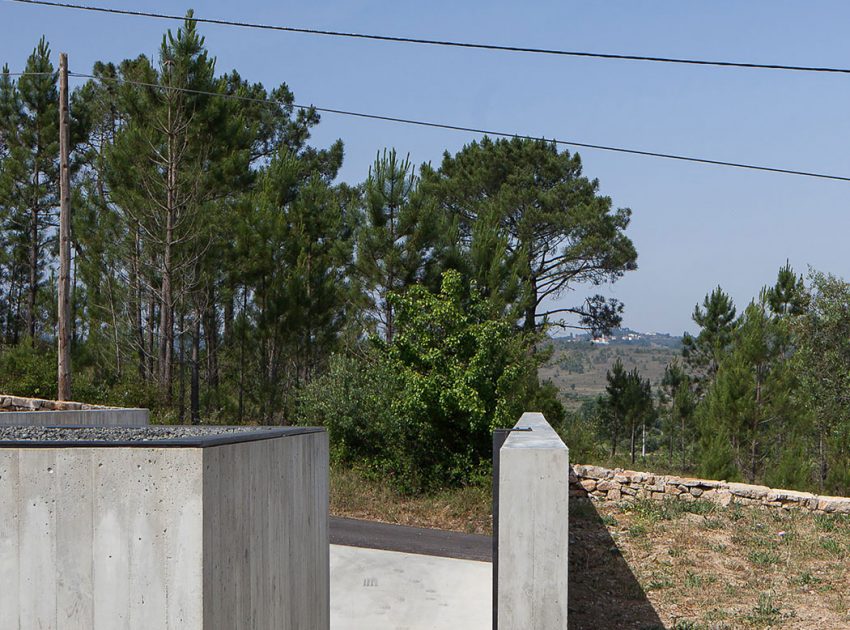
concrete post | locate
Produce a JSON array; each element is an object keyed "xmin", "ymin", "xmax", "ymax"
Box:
[{"xmin": 497, "ymin": 412, "xmax": 569, "ymax": 629}]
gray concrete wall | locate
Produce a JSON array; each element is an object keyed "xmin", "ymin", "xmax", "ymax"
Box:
[
  {"xmin": 0, "ymin": 430, "xmax": 329, "ymax": 629},
  {"xmin": 0, "ymin": 447, "xmax": 204, "ymax": 629},
  {"xmin": 202, "ymin": 432, "xmax": 330, "ymax": 630},
  {"xmin": 497, "ymin": 412, "xmax": 570, "ymax": 629},
  {"xmin": 0, "ymin": 408, "xmax": 149, "ymax": 427}
]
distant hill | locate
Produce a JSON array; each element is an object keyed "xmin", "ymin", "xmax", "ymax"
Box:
[
  {"xmin": 549, "ymin": 327, "xmax": 683, "ymax": 349},
  {"xmin": 540, "ymin": 329, "xmax": 683, "ymax": 410}
]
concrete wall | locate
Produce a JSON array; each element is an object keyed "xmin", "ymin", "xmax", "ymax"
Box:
[
  {"xmin": 497, "ymin": 412, "xmax": 569, "ymax": 629},
  {"xmin": 203, "ymin": 432, "xmax": 330, "ymax": 630},
  {"xmin": 0, "ymin": 430, "xmax": 329, "ymax": 629},
  {"xmin": 0, "ymin": 447, "xmax": 204, "ymax": 629},
  {"xmin": 0, "ymin": 408, "xmax": 149, "ymax": 427}
]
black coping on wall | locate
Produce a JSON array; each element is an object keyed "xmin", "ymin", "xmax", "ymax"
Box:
[{"xmin": 0, "ymin": 426, "xmax": 324, "ymax": 448}]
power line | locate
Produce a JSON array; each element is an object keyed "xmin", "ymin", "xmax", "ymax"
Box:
[
  {"xmin": 10, "ymin": 0, "xmax": 850, "ymax": 76},
  {"xmin": 67, "ymin": 71, "xmax": 850, "ymax": 183},
  {"xmin": 2, "ymin": 71, "xmax": 55, "ymax": 77}
]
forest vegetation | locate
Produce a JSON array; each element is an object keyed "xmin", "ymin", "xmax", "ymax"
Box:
[{"xmin": 2, "ymin": 16, "xmax": 849, "ymax": 497}]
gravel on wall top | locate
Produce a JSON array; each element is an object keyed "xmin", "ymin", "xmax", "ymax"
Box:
[{"xmin": 0, "ymin": 425, "xmax": 310, "ymax": 444}]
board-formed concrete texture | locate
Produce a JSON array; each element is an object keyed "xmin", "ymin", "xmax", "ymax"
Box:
[
  {"xmin": 0, "ymin": 425, "xmax": 329, "ymax": 630},
  {"xmin": 498, "ymin": 412, "xmax": 569, "ymax": 629},
  {"xmin": 0, "ymin": 394, "xmax": 149, "ymax": 427}
]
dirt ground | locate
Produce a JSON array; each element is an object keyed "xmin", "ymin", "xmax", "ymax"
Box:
[{"xmin": 568, "ymin": 499, "xmax": 850, "ymax": 629}]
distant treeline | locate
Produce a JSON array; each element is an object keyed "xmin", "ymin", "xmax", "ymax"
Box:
[{"xmin": 569, "ymin": 263, "xmax": 850, "ymax": 497}]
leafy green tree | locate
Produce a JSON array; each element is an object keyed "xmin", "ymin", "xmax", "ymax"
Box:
[
  {"xmin": 384, "ymin": 270, "xmax": 544, "ymax": 491},
  {"xmin": 792, "ymin": 271, "xmax": 850, "ymax": 494},
  {"xmin": 421, "ymin": 137, "xmax": 637, "ymax": 333}
]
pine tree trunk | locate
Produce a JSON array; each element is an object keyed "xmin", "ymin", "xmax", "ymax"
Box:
[
  {"xmin": 204, "ymin": 287, "xmax": 218, "ymax": 389},
  {"xmin": 27, "ymin": 186, "xmax": 38, "ymax": 341},
  {"xmin": 146, "ymin": 292, "xmax": 156, "ymax": 381},
  {"xmin": 133, "ymin": 227, "xmax": 145, "ymax": 379},
  {"xmin": 178, "ymin": 310, "xmax": 185, "ymax": 423},
  {"xmin": 191, "ymin": 314, "xmax": 200, "ymax": 424},
  {"xmin": 158, "ymin": 86, "xmax": 178, "ymax": 405},
  {"xmin": 237, "ymin": 289, "xmax": 246, "ymax": 423}
]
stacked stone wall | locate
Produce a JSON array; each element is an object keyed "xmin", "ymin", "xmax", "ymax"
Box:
[
  {"xmin": 0, "ymin": 395, "xmax": 114, "ymax": 412},
  {"xmin": 570, "ymin": 464, "xmax": 850, "ymax": 515}
]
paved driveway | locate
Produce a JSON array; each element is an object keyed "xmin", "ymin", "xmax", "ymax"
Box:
[
  {"xmin": 330, "ymin": 545, "xmax": 491, "ymax": 630},
  {"xmin": 329, "ymin": 518, "xmax": 492, "ymax": 629}
]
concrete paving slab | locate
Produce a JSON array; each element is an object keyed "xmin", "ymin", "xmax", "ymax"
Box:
[{"xmin": 330, "ymin": 544, "xmax": 491, "ymax": 630}]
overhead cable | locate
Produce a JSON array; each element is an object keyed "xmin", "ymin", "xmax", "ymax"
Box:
[
  {"xmin": 8, "ymin": 0, "xmax": 850, "ymax": 75},
  {"xmin": 66, "ymin": 71, "xmax": 850, "ymax": 183}
]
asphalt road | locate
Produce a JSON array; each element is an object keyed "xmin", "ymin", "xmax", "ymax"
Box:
[{"xmin": 329, "ymin": 516, "xmax": 492, "ymax": 562}]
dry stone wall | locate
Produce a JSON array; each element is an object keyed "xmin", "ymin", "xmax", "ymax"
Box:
[
  {"xmin": 570, "ymin": 464, "xmax": 850, "ymax": 515},
  {"xmin": 0, "ymin": 395, "xmax": 114, "ymax": 412}
]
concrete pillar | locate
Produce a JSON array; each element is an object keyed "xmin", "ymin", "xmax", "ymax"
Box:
[{"xmin": 497, "ymin": 412, "xmax": 569, "ymax": 629}]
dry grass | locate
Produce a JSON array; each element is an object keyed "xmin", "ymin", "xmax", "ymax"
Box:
[
  {"xmin": 329, "ymin": 466, "xmax": 492, "ymax": 535},
  {"xmin": 574, "ymin": 498, "xmax": 850, "ymax": 629}
]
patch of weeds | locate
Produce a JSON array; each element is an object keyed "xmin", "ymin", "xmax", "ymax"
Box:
[
  {"xmin": 668, "ymin": 546, "xmax": 684, "ymax": 558},
  {"xmin": 813, "ymin": 513, "xmax": 846, "ymax": 532},
  {"xmin": 647, "ymin": 573, "xmax": 673, "ymax": 590},
  {"xmin": 600, "ymin": 513, "xmax": 618, "ymax": 527},
  {"xmin": 730, "ymin": 532, "xmax": 751, "ymax": 547},
  {"xmin": 791, "ymin": 571, "xmax": 822, "ymax": 587},
  {"xmin": 703, "ymin": 607, "xmax": 731, "ymax": 624},
  {"xmin": 820, "ymin": 537, "xmax": 844, "ymax": 556},
  {"xmin": 671, "ymin": 620, "xmax": 698, "ymax": 630},
  {"xmin": 709, "ymin": 542, "xmax": 727, "ymax": 553},
  {"xmin": 681, "ymin": 500, "xmax": 717, "ymax": 516},
  {"xmin": 748, "ymin": 549, "xmax": 780, "ymax": 567},
  {"xmin": 728, "ymin": 503, "xmax": 745, "ymax": 522},
  {"xmin": 702, "ymin": 517, "xmax": 724, "ymax": 530},
  {"xmin": 745, "ymin": 592, "xmax": 784, "ymax": 626},
  {"xmin": 629, "ymin": 523, "xmax": 648, "ymax": 538},
  {"xmin": 685, "ymin": 571, "xmax": 702, "ymax": 588}
]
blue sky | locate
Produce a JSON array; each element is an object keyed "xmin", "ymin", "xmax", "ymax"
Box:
[{"xmin": 3, "ymin": 0, "xmax": 849, "ymax": 334}]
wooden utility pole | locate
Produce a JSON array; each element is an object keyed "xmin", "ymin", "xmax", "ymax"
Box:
[{"xmin": 57, "ymin": 52, "xmax": 72, "ymax": 400}]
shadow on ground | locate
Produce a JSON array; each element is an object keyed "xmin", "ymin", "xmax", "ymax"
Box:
[{"xmin": 569, "ymin": 498, "xmax": 665, "ymax": 630}]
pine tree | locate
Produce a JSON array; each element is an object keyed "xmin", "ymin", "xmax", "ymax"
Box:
[
  {"xmin": 682, "ymin": 286, "xmax": 737, "ymax": 383},
  {"xmin": 421, "ymin": 136, "xmax": 637, "ymax": 334},
  {"xmin": 356, "ymin": 149, "xmax": 439, "ymax": 342},
  {"xmin": 765, "ymin": 261, "xmax": 808, "ymax": 317},
  {"xmin": 1, "ymin": 39, "xmax": 59, "ymax": 342},
  {"xmin": 604, "ymin": 358, "xmax": 628, "ymax": 457},
  {"xmin": 661, "ymin": 360, "xmax": 695, "ymax": 469}
]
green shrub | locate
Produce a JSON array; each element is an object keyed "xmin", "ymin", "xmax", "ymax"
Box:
[{"xmin": 298, "ymin": 271, "xmax": 554, "ymax": 494}]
